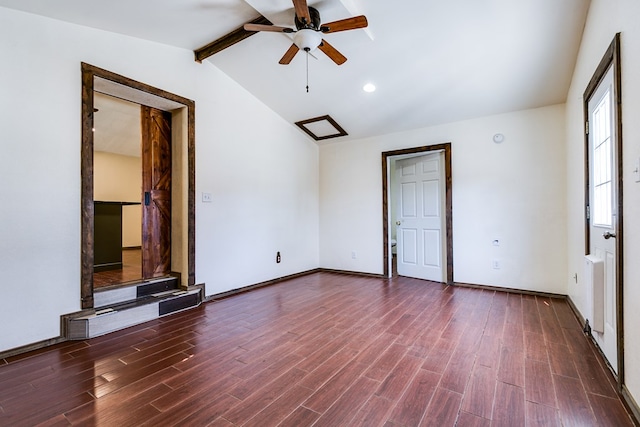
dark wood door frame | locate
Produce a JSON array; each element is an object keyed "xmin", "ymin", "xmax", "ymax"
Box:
[
  {"xmin": 382, "ymin": 143, "xmax": 453, "ymax": 284},
  {"xmin": 582, "ymin": 34, "xmax": 624, "ymax": 389},
  {"xmin": 81, "ymin": 62, "xmax": 196, "ymax": 309}
]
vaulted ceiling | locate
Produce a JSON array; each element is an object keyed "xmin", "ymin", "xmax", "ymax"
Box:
[{"xmin": 0, "ymin": 0, "xmax": 591, "ymax": 143}]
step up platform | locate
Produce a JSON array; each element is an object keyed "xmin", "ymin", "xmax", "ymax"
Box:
[{"xmin": 66, "ymin": 277, "xmax": 202, "ymax": 340}]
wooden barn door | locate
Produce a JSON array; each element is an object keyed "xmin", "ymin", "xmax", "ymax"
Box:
[{"xmin": 141, "ymin": 106, "xmax": 172, "ymax": 279}]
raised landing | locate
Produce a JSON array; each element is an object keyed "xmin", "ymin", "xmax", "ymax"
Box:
[{"xmin": 66, "ymin": 277, "xmax": 202, "ymax": 339}]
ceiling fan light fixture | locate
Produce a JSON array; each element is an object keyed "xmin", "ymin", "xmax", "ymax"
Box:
[{"xmin": 294, "ymin": 29, "xmax": 322, "ymax": 51}]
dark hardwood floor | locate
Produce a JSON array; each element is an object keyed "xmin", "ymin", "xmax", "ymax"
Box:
[
  {"xmin": 0, "ymin": 272, "xmax": 634, "ymax": 426},
  {"xmin": 93, "ymin": 248, "xmax": 142, "ymax": 289}
]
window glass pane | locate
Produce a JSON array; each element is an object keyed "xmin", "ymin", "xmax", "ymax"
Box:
[
  {"xmin": 592, "ymin": 87, "xmax": 612, "ymax": 227},
  {"xmin": 604, "ymin": 139, "xmax": 611, "ymax": 182},
  {"xmin": 595, "ymin": 108, "xmax": 603, "ymax": 144},
  {"xmin": 594, "ymin": 144, "xmax": 602, "ymax": 184},
  {"xmin": 603, "ymin": 92, "xmax": 611, "ymax": 140}
]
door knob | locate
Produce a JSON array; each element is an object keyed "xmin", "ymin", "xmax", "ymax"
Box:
[
  {"xmin": 603, "ymin": 231, "xmax": 616, "ymax": 239},
  {"xmin": 396, "ymin": 221, "xmax": 401, "ymax": 226}
]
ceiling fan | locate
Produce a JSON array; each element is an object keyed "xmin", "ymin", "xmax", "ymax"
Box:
[{"xmin": 244, "ymin": 0, "xmax": 368, "ymax": 66}]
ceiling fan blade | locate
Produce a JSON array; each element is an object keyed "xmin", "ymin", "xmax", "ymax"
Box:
[
  {"xmin": 321, "ymin": 15, "xmax": 368, "ymax": 33},
  {"xmin": 279, "ymin": 43, "xmax": 300, "ymax": 65},
  {"xmin": 318, "ymin": 39, "xmax": 347, "ymax": 65},
  {"xmin": 244, "ymin": 23, "xmax": 294, "ymax": 33},
  {"xmin": 292, "ymin": 0, "xmax": 312, "ymax": 24}
]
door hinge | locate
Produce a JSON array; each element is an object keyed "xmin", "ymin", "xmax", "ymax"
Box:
[
  {"xmin": 585, "ymin": 121, "xmax": 589, "ymax": 135},
  {"xmin": 586, "ymin": 204, "xmax": 590, "ymax": 220}
]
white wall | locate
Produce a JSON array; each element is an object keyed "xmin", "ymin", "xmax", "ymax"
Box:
[
  {"xmin": 320, "ymin": 104, "xmax": 567, "ymax": 294},
  {"xmin": 0, "ymin": 7, "xmax": 318, "ymax": 352},
  {"xmin": 195, "ymin": 71, "xmax": 320, "ymax": 295},
  {"xmin": 94, "ymin": 151, "xmax": 141, "ymax": 203},
  {"xmin": 565, "ymin": 0, "xmax": 640, "ymax": 405}
]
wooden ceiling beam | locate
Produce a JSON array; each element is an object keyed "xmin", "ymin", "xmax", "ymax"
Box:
[{"xmin": 194, "ymin": 15, "xmax": 272, "ymax": 62}]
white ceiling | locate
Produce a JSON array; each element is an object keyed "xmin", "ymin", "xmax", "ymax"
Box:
[
  {"xmin": 0, "ymin": 0, "xmax": 591, "ymax": 143},
  {"xmin": 94, "ymin": 93, "xmax": 141, "ymax": 158}
]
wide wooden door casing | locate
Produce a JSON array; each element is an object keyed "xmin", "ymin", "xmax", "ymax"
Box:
[
  {"xmin": 141, "ymin": 106, "xmax": 172, "ymax": 279},
  {"xmin": 396, "ymin": 152, "xmax": 446, "ymax": 282}
]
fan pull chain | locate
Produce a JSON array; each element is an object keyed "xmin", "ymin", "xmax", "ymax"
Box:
[{"xmin": 305, "ymin": 49, "xmax": 310, "ymax": 93}]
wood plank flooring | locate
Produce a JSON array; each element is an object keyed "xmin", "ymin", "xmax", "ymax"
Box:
[
  {"xmin": 93, "ymin": 248, "xmax": 142, "ymax": 289},
  {"xmin": 0, "ymin": 272, "xmax": 635, "ymax": 426}
]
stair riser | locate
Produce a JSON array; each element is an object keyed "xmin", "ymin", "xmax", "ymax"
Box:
[
  {"xmin": 94, "ymin": 287, "xmax": 137, "ymax": 308},
  {"xmin": 68, "ymin": 290, "xmax": 201, "ymax": 339},
  {"xmin": 94, "ymin": 277, "xmax": 178, "ymax": 308}
]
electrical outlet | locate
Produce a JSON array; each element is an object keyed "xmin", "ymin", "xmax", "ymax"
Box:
[
  {"xmin": 351, "ymin": 251, "xmax": 357, "ymax": 259},
  {"xmin": 492, "ymin": 260, "xmax": 501, "ymax": 269},
  {"xmin": 202, "ymin": 192, "xmax": 212, "ymax": 203}
]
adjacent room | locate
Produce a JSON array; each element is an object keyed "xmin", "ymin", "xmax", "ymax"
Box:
[{"xmin": 1, "ymin": 0, "xmax": 639, "ymax": 425}]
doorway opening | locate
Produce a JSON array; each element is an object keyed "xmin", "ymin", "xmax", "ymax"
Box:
[
  {"xmin": 81, "ymin": 63, "xmax": 196, "ymax": 309},
  {"xmin": 382, "ymin": 143, "xmax": 453, "ymax": 283},
  {"xmin": 92, "ymin": 93, "xmax": 143, "ymax": 288},
  {"xmin": 583, "ymin": 34, "xmax": 623, "ymax": 384}
]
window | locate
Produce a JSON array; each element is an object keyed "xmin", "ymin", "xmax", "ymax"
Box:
[{"xmin": 592, "ymin": 89, "xmax": 612, "ymax": 227}]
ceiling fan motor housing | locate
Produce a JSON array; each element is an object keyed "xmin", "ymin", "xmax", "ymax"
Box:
[{"xmin": 295, "ymin": 6, "xmax": 321, "ymax": 30}]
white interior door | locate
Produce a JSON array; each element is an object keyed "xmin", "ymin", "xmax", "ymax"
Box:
[
  {"xmin": 395, "ymin": 152, "xmax": 445, "ymax": 282},
  {"xmin": 588, "ymin": 65, "xmax": 617, "ymax": 372}
]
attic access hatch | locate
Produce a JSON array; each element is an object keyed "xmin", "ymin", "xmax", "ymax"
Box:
[{"xmin": 295, "ymin": 115, "xmax": 347, "ymax": 141}]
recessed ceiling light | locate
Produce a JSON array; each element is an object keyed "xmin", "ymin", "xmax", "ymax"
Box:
[{"xmin": 363, "ymin": 83, "xmax": 376, "ymax": 93}]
